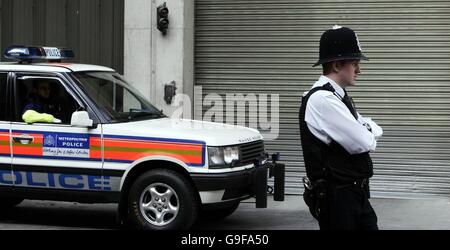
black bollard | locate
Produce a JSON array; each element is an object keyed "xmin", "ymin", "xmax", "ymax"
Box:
[
  {"xmin": 254, "ymin": 161, "xmax": 268, "ymax": 208},
  {"xmin": 273, "ymin": 163, "xmax": 285, "ymax": 201}
]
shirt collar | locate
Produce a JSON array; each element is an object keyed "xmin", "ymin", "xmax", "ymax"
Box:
[{"xmin": 313, "ymin": 75, "xmax": 346, "ymax": 99}]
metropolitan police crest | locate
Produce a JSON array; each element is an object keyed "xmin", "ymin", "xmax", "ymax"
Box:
[{"xmin": 44, "ymin": 134, "xmax": 56, "ymax": 147}]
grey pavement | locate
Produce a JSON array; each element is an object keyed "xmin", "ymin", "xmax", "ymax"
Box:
[{"xmin": 1, "ymin": 195, "xmax": 450, "ymax": 230}]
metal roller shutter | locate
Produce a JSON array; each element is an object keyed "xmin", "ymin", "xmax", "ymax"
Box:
[
  {"xmin": 195, "ymin": 0, "xmax": 450, "ymax": 198},
  {"xmin": 0, "ymin": 0, "xmax": 124, "ymax": 73}
]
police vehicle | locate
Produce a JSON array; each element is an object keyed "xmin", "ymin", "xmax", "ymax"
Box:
[{"xmin": 0, "ymin": 46, "xmax": 284, "ymax": 230}]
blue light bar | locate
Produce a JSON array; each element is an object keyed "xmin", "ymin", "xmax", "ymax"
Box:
[{"xmin": 3, "ymin": 45, "xmax": 75, "ymax": 62}]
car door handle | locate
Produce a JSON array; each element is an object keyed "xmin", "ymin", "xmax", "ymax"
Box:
[{"xmin": 13, "ymin": 135, "xmax": 34, "ymax": 144}]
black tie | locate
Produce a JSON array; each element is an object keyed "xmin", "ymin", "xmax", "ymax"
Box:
[{"xmin": 342, "ymin": 90, "xmax": 358, "ymax": 119}]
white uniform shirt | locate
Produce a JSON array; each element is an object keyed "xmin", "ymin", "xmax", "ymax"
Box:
[{"xmin": 304, "ymin": 75, "xmax": 383, "ymax": 155}]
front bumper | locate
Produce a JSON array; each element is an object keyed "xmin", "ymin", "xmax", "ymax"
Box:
[{"xmin": 191, "ymin": 158, "xmax": 285, "ymax": 208}]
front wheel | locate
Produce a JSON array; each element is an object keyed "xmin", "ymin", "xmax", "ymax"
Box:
[{"xmin": 127, "ymin": 169, "xmax": 199, "ymax": 230}]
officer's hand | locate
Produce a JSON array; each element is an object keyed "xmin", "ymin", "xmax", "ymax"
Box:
[
  {"xmin": 53, "ymin": 118, "xmax": 62, "ymax": 124},
  {"xmin": 364, "ymin": 117, "xmax": 383, "ymax": 140}
]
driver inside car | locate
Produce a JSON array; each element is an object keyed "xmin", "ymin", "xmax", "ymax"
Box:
[{"xmin": 22, "ymin": 80, "xmax": 64, "ymax": 124}]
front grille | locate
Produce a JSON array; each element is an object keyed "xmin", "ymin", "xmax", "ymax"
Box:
[{"xmin": 239, "ymin": 140, "xmax": 265, "ymax": 165}]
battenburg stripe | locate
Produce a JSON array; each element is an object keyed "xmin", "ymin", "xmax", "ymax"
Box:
[
  {"xmin": 10, "ymin": 131, "xmax": 206, "ymax": 167},
  {"xmin": 89, "ymin": 136, "xmax": 102, "ymax": 159},
  {"xmin": 102, "ymin": 137, "xmax": 205, "ymax": 166},
  {"xmin": 0, "ymin": 131, "xmax": 10, "ymax": 155},
  {"xmin": 11, "ymin": 133, "xmax": 43, "ymax": 156}
]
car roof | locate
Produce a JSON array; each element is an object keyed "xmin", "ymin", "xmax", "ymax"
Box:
[{"xmin": 0, "ymin": 62, "xmax": 115, "ymax": 73}]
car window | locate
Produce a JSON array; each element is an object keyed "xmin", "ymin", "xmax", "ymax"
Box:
[
  {"xmin": 0, "ymin": 73, "xmax": 7, "ymax": 121},
  {"xmin": 14, "ymin": 77, "xmax": 81, "ymax": 124},
  {"xmin": 73, "ymin": 72, "xmax": 164, "ymax": 122}
]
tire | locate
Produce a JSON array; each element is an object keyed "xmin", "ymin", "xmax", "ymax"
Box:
[
  {"xmin": 200, "ymin": 202, "xmax": 240, "ymax": 221},
  {"xmin": 127, "ymin": 169, "xmax": 199, "ymax": 230},
  {"xmin": 0, "ymin": 197, "xmax": 24, "ymax": 209}
]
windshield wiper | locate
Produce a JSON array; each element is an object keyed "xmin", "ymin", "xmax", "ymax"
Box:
[{"xmin": 127, "ymin": 109, "xmax": 166, "ymax": 120}]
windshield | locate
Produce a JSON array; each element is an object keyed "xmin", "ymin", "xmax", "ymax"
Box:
[{"xmin": 73, "ymin": 71, "xmax": 165, "ymax": 122}]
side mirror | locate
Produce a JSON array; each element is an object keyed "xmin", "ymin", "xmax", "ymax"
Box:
[{"xmin": 71, "ymin": 111, "xmax": 94, "ymax": 128}]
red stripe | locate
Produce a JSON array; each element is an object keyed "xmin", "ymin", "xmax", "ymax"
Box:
[
  {"xmin": 90, "ymin": 149, "xmax": 102, "ymax": 159},
  {"xmin": 13, "ymin": 146, "xmax": 42, "ymax": 156},
  {"xmin": 89, "ymin": 137, "xmax": 102, "ymax": 147},
  {"xmin": 0, "ymin": 145, "xmax": 10, "ymax": 154}
]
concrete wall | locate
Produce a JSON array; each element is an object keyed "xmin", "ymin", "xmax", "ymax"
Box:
[
  {"xmin": 124, "ymin": 0, "xmax": 154, "ymax": 103},
  {"xmin": 124, "ymin": 0, "xmax": 194, "ymax": 117}
]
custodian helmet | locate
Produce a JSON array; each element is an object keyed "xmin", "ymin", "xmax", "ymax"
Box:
[{"xmin": 313, "ymin": 25, "xmax": 369, "ymax": 67}]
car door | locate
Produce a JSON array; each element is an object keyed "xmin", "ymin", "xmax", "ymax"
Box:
[
  {"xmin": 10, "ymin": 72, "xmax": 105, "ymax": 192},
  {"xmin": 0, "ymin": 72, "xmax": 12, "ymax": 188}
]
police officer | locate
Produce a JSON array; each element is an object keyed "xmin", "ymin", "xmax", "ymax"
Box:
[
  {"xmin": 299, "ymin": 26, "xmax": 383, "ymax": 230},
  {"xmin": 22, "ymin": 79, "xmax": 64, "ymax": 123}
]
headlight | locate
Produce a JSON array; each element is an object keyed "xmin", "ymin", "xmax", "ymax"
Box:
[
  {"xmin": 208, "ymin": 147, "xmax": 225, "ymax": 166},
  {"xmin": 208, "ymin": 146, "xmax": 240, "ymax": 168},
  {"xmin": 223, "ymin": 146, "xmax": 239, "ymax": 164}
]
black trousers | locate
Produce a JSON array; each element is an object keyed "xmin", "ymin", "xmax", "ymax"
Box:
[{"xmin": 318, "ymin": 185, "xmax": 378, "ymax": 230}]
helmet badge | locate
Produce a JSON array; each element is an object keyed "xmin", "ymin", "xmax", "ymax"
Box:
[{"xmin": 355, "ymin": 33, "xmax": 362, "ymax": 52}]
